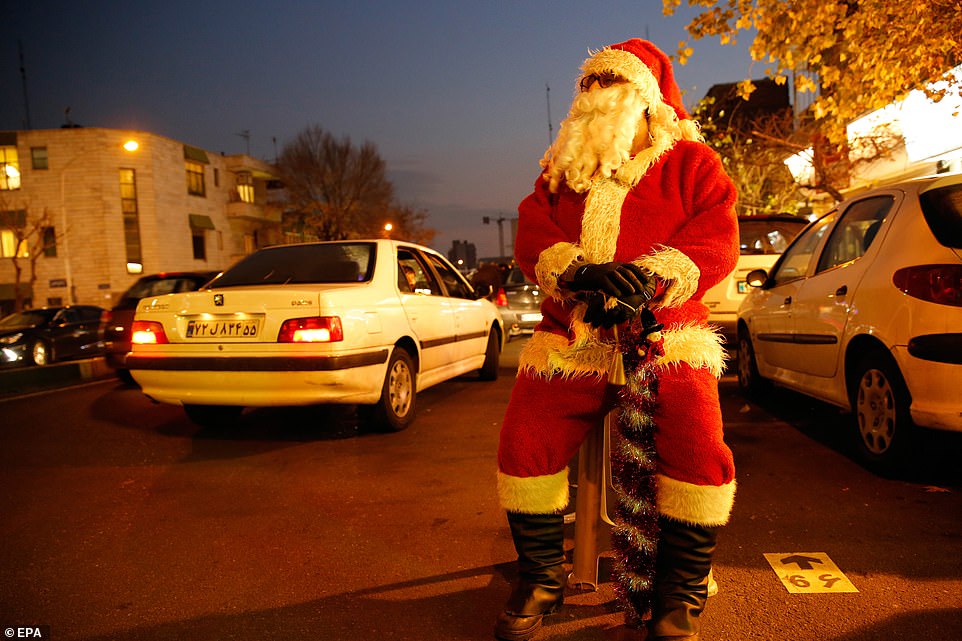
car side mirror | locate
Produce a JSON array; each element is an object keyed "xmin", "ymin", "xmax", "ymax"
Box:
[{"xmin": 746, "ymin": 269, "xmax": 769, "ymax": 288}]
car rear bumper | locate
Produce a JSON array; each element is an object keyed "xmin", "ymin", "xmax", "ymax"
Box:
[
  {"xmin": 895, "ymin": 346, "xmax": 962, "ymax": 432},
  {"xmin": 128, "ymin": 349, "xmax": 390, "ymax": 406}
]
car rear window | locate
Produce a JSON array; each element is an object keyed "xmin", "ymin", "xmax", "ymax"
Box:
[
  {"xmin": 210, "ymin": 243, "xmax": 376, "ymax": 287},
  {"xmin": 919, "ymin": 182, "xmax": 962, "ymax": 249},
  {"xmin": 739, "ymin": 218, "xmax": 808, "ymax": 255},
  {"xmin": 120, "ymin": 275, "xmax": 213, "ymax": 305}
]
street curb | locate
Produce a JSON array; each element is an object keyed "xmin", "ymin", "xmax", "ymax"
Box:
[{"xmin": 0, "ymin": 357, "xmax": 115, "ymax": 399}]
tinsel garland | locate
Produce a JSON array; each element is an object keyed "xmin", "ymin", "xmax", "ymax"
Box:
[{"xmin": 610, "ymin": 309, "xmax": 665, "ymax": 625}]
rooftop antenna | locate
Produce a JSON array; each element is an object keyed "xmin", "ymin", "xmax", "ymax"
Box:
[
  {"xmin": 546, "ymin": 83, "xmax": 554, "ymax": 147},
  {"xmin": 272, "ymin": 136, "xmax": 278, "ymax": 164},
  {"xmin": 236, "ymin": 129, "xmax": 251, "ymax": 155},
  {"xmin": 18, "ymin": 40, "xmax": 31, "ymax": 129}
]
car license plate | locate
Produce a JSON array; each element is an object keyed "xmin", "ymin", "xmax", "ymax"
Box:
[
  {"xmin": 521, "ymin": 313, "xmax": 543, "ymax": 323},
  {"xmin": 186, "ymin": 319, "xmax": 260, "ymax": 338}
]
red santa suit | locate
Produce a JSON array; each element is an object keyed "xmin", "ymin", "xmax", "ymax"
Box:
[{"xmin": 496, "ymin": 41, "xmax": 739, "ymax": 530}]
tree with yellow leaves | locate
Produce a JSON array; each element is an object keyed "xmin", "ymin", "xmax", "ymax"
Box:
[{"xmin": 664, "ymin": 0, "xmax": 961, "ymax": 144}]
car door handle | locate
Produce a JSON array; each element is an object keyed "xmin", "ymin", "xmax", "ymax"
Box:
[
  {"xmin": 835, "ymin": 285, "xmax": 848, "ymax": 296},
  {"xmin": 783, "ymin": 296, "xmax": 792, "ymax": 305}
]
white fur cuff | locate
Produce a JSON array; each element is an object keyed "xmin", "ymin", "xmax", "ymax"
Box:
[{"xmin": 656, "ymin": 474, "xmax": 736, "ymax": 527}]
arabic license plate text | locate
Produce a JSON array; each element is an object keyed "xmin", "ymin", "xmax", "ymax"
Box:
[{"xmin": 186, "ymin": 319, "xmax": 260, "ymax": 338}]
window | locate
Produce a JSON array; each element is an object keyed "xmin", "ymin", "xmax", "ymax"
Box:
[
  {"xmin": 1, "ymin": 146, "xmax": 20, "ymax": 190},
  {"xmin": 425, "ymin": 252, "xmax": 473, "ymax": 298},
  {"xmin": 119, "ymin": 169, "xmax": 142, "ymax": 263},
  {"xmin": 771, "ymin": 212, "xmax": 836, "ymax": 286},
  {"xmin": 0, "ymin": 229, "xmax": 27, "ymax": 257},
  {"xmin": 186, "ymin": 161, "xmax": 206, "ymax": 196},
  {"xmin": 210, "ymin": 243, "xmax": 376, "ymax": 287},
  {"xmin": 398, "ymin": 248, "xmax": 440, "ymax": 295},
  {"xmin": 31, "ymin": 147, "xmax": 48, "ymax": 170},
  {"xmin": 192, "ymin": 230, "xmax": 207, "ymax": 260},
  {"xmin": 236, "ymin": 171, "xmax": 255, "ymax": 203},
  {"xmin": 816, "ymin": 196, "xmax": 894, "ymax": 273},
  {"xmin": 213, "ymin": 167, "xmax": 220, "ymax": 188},
  {"xmin": 42, "ymin": 226, "xmax": 56, "ymax": 257}
]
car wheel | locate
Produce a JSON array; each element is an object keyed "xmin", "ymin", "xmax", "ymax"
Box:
[
  {"xmin": 30, "ymin": 340, "xmax": 51, "ymax": 366},
  {"xmin": 183, "ymin": 404, "xmax": 244, "ymax": 428},
  {"xmin": 478, "ymin": 329, "xmax": 501, "ymax": 381},
  {"xmin": 363, "ymin": 348, "xmax": 416, "ymax": 432},
  {"xmin": 736, "ymin": 329, "xmax": 767, "ymax": 396},
  {"xmin": 850, "ymin": 353, "xmax": 915, "ymax": 474}
]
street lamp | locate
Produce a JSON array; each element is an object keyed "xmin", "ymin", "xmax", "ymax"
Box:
[
  {"xmin": 59, "ymin": 138, "xmax": 139, "ymax": 305},
  {"xmin": 383, "ymin": 222, "xmax": 393, "ymax": 238}
]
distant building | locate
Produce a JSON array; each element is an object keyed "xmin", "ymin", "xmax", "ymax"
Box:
[
  {"xmin": 0, "ymin": 128, "xmax": 282, "ymax": 313},
  {"xmin": 447, "ymin": 239, "xmax": 476, "ymax": 271},
  {"xmin": 703, "ymin": 77, "xmax": 792, "ymax": 128}
]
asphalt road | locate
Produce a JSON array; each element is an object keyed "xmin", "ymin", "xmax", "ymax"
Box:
[{"xmin": 0, "ymin": 339, "xmax": 960, "ymax": 641}]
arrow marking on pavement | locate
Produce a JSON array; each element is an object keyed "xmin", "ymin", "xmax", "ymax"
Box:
[{"xmin": 763, "ymin": 552, "xmax": 859, "ymax": 594}]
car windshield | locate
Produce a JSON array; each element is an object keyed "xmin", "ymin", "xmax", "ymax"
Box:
[
  {"xmin": 0, "ymin": 309, "xmax": 56, "ymax": 328},
  {"xmin": 209, "ymin": 243, "xmax": 376, "ymax": 287},
  {"xmin": 920, "ymin": 182, "xmax": 962, "ymax": 249},
  {"xmin": 739, "ymin": 218, "xmax": 808, "ymax": 255}
]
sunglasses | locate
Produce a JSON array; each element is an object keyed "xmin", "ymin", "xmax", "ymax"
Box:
[{"xmin": 579, "ymin": 72, "xmax": 624, "ymax": 92}]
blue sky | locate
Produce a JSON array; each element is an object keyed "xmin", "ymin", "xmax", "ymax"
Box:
[{"xmin": 2, "ymin": 1, "xmax": 758, "ymax": 257}]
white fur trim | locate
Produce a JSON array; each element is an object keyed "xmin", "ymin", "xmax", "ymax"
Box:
[
  {"xmin": 497, "ymin": 468, "xmax": 570, "ymax": 514},
  {"xmin": 582, "ymin": 48, "xmax": 660, "ymax": 103},
  {"xmin": 635, "ymin": 246, "xmax": 700, "ymax": 308},
  {"xmin": 581, "ymin": 178, "xmax": 628, "ymax": 262},
  {"xmin": 519, "ymin": 330, "xmax": 612, "ymax": 380},
  {"xmin": 535, "ymin": 242, "xmax": 585, "ymax": 300},
  {"xmin": 657, "ymin": 474, "xmax": 736, "ymax": 526},
  {"xmin": 657, "ymin": 324, "xmax": 728, "ymax": 379}
]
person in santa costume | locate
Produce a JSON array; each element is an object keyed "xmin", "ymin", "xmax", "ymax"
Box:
[{"xmin": 494, "ymin": 39, "xmax": 738, "ymax": 641}]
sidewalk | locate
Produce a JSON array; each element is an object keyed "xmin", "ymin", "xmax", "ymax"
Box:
[{"xmin": 0, "ymin": 356, "xmax": 115, "ymax": 399}]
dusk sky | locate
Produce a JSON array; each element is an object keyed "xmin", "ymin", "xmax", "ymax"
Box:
[{"xmin": 2, "ymin": 1, "xmax": 758, "ymax": 257}]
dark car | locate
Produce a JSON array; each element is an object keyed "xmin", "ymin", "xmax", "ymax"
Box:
[
  {"xmin": 0, "ymin": 305, "xmax": 106, "ymax": 367},
  {"xmin": 104, "ymin": 271, "xmax": 217, "ymax": 379},
  {"xmin": 496, "ymin": 267, "xmax": 543, "ymax": 340}
]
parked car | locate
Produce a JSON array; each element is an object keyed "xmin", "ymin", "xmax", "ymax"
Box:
[
  {"xmin": 496, "ymin": 267, "xmax": 543, "ymax": 340},
  {"xmin": 704, "ymin": 214, "xmax": 809, "ymax": 340},
  {"xmin": 127, "ymin": 240, "xmax": 504, "ymax": 431},
  {"xmin": 104, "ymin": 271, "xmax": 218, "ymax": 381},
  {"xmin": 736, "ymin": 173, "xmax": 962, "ymax": 472},
  {"xmin": 0, "ymin": 305, "xmax": 106, "ymax": 367}
]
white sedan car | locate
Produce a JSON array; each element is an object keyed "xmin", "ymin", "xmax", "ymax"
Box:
[
  {"xmin": 737, "ymin": 173, "xmax": 962, "ymax": 472},
  {"xmin": 128, "ymin": 239, "xmax": 504, "ymax": 431}
]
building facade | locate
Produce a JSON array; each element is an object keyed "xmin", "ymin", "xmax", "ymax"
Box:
[{"xmin": 0, "ymin": 128, "xmax": 283, "ymax": 314}]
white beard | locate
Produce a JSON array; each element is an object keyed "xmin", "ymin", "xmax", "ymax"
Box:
[{"xmin": 542, "ymin": 83, "xmax": 649, "ymax": 194}]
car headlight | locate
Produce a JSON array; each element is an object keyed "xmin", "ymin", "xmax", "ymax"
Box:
[{"xmin": 0, "ymin": 332, "xmax": 23, "ymax": 344}]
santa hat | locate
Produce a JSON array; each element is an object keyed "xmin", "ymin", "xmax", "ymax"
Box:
[{"xmin": 580, "ymin": 39, "xmax": 697, "ymax": 138}]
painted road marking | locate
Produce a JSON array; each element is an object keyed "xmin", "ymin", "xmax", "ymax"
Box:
[{"xmin": 763, "ymin": 552, "xmax": 859, "ymax": 594}]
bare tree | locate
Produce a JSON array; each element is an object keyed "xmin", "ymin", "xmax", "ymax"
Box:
[
  {"xmin": 276, "ymin": 126, "xmax": 394, "ymax": 241},
  {"xmin": 0, "ymin": 196, "xmax": 60, "ymax": 312}
]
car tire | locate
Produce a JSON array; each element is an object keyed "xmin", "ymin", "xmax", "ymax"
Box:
[
  {"xmin": 363, "ymin": 348, "xmax": 416, "ymax": 432},
  {"xmin": 30, "ymin": 340, "xmax": 51, "ymax": 366},
  {"xmin": 736, "ymin": 329, "xmax": 768, "ymax": 396},
  {"xmin": 183, "ymin": 404, "xmax": 244, "ymax": 428},
  {"xmin": 850, "ymin": 352, "xmax": 916, "ymax": 474},
  {"xmin": 478, "ymin": 329, "xmax": 501, "ymax": 381}
]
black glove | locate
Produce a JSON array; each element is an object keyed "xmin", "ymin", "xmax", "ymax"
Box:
[{"xmin": 568, "ymin": 262, "xmax": 651, "ymax": 298}]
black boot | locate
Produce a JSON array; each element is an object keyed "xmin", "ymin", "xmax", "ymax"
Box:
[
  {"xmin": 648, "ymin": 517, "xmax": 718, "ymax": 641},
  {"xmin": 494, "ymin": 511, "xmax": 566, "ymax": 641}
]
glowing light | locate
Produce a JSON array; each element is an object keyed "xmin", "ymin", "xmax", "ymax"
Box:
[{"xmin": 123, "ymin": 140, "xmax": 140, "ymax": 152}]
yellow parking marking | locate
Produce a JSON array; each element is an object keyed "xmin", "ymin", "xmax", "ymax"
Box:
[{"xmin": 763, "ymin": 552, "xmax": 859, "ymax": 593}]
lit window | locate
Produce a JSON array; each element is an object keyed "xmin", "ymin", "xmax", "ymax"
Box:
[
  {"xmin": 186, "ymin": 161, "xmax": 206, "ymax": 196},
  {"xmin": 119, "ymin": 169, "xmax": 142, "ymax": 264},
  {"xmin": 0, "ymin": 146, "xmax": 20, "ymax": 190},
  {"xmin": 236, "ymin": 171, "xmax": 255, "ymax": 203}
]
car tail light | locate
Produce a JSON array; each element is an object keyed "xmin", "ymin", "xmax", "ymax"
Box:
[
  {"xmin": 131, "ymin": 320, "xmax": 169, "ymax": 344},
  {"xmin": 893, "ymin": 264, "xmax": 962, "ymax": 307},
  {"xmin": 495, "ymin": 288, "xmax": 509, "ymax": 307},
  {"xmin": 277, "ymin": 316, "xmax": 343, "ymax": 343}
]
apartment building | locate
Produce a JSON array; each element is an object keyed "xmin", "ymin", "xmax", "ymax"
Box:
[{"xmin": 0, "ymin": 128, "xmax": 283, "ymax": 314}]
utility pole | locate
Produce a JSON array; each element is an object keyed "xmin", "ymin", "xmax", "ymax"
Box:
[
  {"xmin": 236, "ymin": 130, "xmax": 251, "ymax": 155},
  {"xmin": 18, "ymin": 40, "xmax": 31, "ymax": 129},
  {"xmin": 482, "ymin": 214, "xmax": 507, "ymax": 260},
  {"xmin": 546, "ymin": 83, "xmax": 554, "ymax": 147}
]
